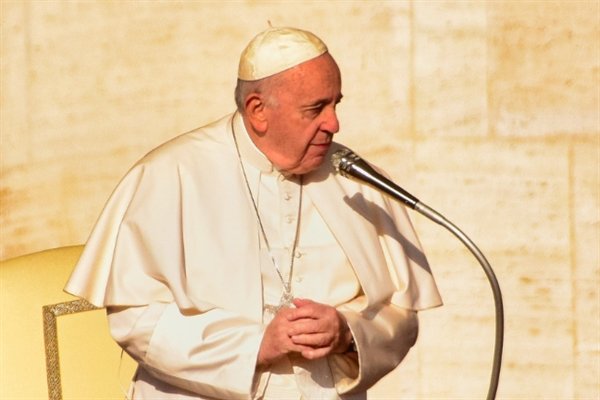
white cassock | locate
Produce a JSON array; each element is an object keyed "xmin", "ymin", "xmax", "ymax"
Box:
[{"xmin": 65, "ymin": 112, "xmax": 443, "ymax": 399}]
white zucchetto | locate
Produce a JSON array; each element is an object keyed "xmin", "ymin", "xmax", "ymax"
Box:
[{"xmin": 238, "ymin": 26, "xmax": 328, "ymax": 81}]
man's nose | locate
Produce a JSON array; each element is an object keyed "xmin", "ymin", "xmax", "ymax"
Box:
[{"xmin": 322, "ymin": 107, "xmax": 340, "ymax": 134}]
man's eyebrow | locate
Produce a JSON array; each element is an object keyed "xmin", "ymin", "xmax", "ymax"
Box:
[{"xmin": 303, "ymin": 94, "xmax": 344, "ymax": 107}]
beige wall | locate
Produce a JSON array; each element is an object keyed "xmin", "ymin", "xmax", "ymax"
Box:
[{"xmin": 1, "ymin": 0, "xmax": 598, "ymax": 398}]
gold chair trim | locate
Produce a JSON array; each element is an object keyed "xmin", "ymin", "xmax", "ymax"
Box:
[{"xmin": 42, "ymin": 299, "xmax": 100, "ymax": 400}]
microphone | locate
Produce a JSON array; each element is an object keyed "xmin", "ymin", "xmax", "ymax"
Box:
[
  {"xmin": 331, "ymin": 149, "xmax": 420, "ymax": 209},
  {"xmin": 331, "ymin": 147, "xmax": 504, "ymax": 400}
]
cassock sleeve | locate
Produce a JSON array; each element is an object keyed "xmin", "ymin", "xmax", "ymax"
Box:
[
  {"xmin": 107, "ymin": 303, "xmax": 271, "ymax": 399},
  {"xmin": 329, "ymin": 296, "xmax": 418, "ymax": 394}
]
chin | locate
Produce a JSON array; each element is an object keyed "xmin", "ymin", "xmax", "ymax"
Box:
[{"xmin": 296, "ymin": 158, "xmax": 326, "ymax": 175}]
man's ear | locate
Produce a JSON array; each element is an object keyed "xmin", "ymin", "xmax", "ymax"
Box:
[{"xmin": 244, "ymin": 94, "xmax": 268, "ymax": 134}]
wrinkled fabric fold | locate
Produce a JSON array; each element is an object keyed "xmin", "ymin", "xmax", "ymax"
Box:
[
  {"xmin": 64, "ymin": 112, "xmax": 442, "ymax": 398},
  {"xmin": 65, "ymin": 113, "xmax": 441, "ymax": 315}
]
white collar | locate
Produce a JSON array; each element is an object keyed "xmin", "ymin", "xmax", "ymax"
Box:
[{"xmin": 232, "ymin": 112, "xmax": 274, "ymax": 174}]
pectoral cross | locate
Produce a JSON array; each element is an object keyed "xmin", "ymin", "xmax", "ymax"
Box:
[{"xmin": 263, "ymin": 288, "xmax": 295, "ymax": 316}]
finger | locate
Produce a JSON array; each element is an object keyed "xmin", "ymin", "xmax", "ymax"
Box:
[
  {"xmin": 289, "ymin": 312, "xmax": 342, "ymax": 336},
  {"xmin": 290, "ymin": 332, "xmax": 334, "ymax": 348},
  {"xmin": 285, "ymin": 341, "xmax": 315, "ymax": 354},
  {"xmin": 287, "ymin": 303, "xmax": 326, "ymax": 321},
  {"xmin": 287, "ymin": 318, "xmax": 322, "ymax": 336},
  {"xmin": 264, "ymin": 314, "xmax": 304, "ymax": 346},
  {"xmin": 301, "ymin": 346, "xmax": 333, "ymax": 360},
  {"xmin": 259, "ymin": 322, "xmax": 316, "ymax": 366},
  {"xmin": 292, "ymin": 298, "xmax": 314, "ymax": 308}
]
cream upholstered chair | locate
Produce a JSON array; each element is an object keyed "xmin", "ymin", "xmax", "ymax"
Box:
[{"xmin": 0, "ymin": 246, "xmax": 136, "ymax": 399}]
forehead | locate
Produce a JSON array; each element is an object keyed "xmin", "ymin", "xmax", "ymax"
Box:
[{"xmin": 278, "ymin": 53, "xmax": 342, "ymax": 100}]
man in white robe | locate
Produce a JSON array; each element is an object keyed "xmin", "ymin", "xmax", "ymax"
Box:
[{"xmin": 65, "ymin": 26, "xmax": 442, "ymax": 399}]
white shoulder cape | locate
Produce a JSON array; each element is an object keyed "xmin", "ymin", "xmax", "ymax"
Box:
[{"xmin": 65, "ymin": 113, "xmax": 442, "ymax": 320}]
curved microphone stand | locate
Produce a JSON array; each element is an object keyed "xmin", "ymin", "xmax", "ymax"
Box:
[
  {"xmin": 414, "ymin": 202, "xmax": 503, "ymax": 400},
  {"xmin": 332, "ymin": 149, "xmax": 504, "ymax": 400}
]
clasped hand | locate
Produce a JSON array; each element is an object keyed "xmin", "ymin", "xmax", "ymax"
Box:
[{"xmin": 257, "ymin": 298, "xmax": 353, "ymax": 368}]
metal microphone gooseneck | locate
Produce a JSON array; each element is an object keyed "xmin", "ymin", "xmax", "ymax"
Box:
[{"xmin": 331, "ymin": 148, "xmax": 504, "ymax": 400}]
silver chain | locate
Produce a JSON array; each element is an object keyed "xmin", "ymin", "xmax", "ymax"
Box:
[{"xmin": 231, "ymin": 117, "xmax": 303, "ymax": 310}]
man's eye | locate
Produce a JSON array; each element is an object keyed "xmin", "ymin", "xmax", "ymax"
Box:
[{"xmin": 307, "ymin": 105, "xmax": 324, "ymax": 116}]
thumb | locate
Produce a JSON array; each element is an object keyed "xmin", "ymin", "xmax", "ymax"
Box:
[{"xmin": 292, "ymin": 298, "xmax": 314, "ymax": 308}]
